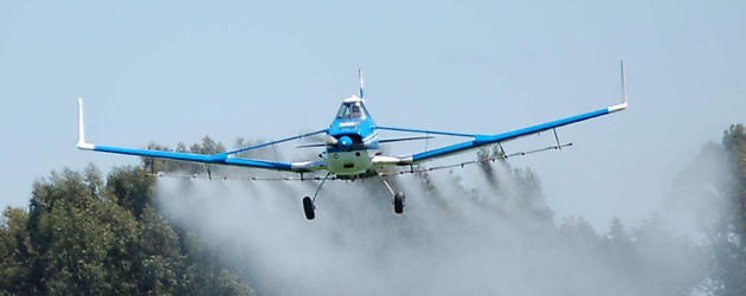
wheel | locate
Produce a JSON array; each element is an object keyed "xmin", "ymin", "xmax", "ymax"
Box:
[
  {"xmin": 302, "ymin": 196, "xmax": 315, "ymax": 220},
  {"xmin": 394, "ymin": 192, "xmax": 405, "ymax": 214}
]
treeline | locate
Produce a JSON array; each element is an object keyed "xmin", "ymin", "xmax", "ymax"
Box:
[
  {"xmin": 2, "ymin": 125, "xmax": 746, "ymax": 295},
  {"xmin": 0, "ymin": 137, "xmax": 255, "ymax": 295}
]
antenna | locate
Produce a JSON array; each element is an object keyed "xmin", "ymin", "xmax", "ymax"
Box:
[{"xmin": 358, "ymin": 68, "xmax": 364, "ymax": 99}]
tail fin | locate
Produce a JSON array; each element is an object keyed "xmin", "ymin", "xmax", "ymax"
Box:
[{"xmin": 77, "ymin": 97, "xmax": 94, "ymax": 150}]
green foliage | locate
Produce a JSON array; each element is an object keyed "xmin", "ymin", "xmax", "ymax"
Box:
[
  {"xmin": 106, "ymin": 167, "xmax": 155, "ymax": 218},
  {"xmin": 0, "ymin": 207, "xmax": 33, "ymax": 294},
  {"xmin": 0, "ymin": 165, "xmax": 254, "ymax": 296}
]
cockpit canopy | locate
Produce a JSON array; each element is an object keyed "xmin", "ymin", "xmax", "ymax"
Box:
[{"xmin": 336, "ymin": 101, "xmax": 369, "ymax": 120}]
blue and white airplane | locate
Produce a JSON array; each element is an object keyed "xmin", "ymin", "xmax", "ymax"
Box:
[{"xmin": 77, "ymin": 64, "xmax": 628, "ymax": 220}]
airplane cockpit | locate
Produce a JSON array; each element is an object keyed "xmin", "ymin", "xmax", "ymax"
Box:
[{"xmin": 335, "ymin": 99, "xmax": 369, "ymax": 120}]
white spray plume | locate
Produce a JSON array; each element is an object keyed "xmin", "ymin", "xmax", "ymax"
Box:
[{"xmin": 156, "ymin": 159, "xmax": 711, "ymax": 296}]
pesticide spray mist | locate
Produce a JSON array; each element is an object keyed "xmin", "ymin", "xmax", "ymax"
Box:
[{"xmin": 155, "ymin": 159, "xmax": 712, "ymax": 295}]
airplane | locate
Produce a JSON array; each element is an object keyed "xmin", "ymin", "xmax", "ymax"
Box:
[{"xmin": 77, "ymin": 63, "xmax": 629, "ymax": 220}]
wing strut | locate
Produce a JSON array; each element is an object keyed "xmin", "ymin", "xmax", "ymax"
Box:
[{"xmin": 553, "ymin": 128, "xmax": 562, "ymax": 150}]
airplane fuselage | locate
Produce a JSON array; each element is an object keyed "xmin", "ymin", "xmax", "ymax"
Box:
[{"xmin": 324, "ymin": 96, "xmax": 380, "ymax": 178}]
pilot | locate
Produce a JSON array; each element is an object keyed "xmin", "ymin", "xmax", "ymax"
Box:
[{"xmin": 351, "ymin": 105, "xmax": 361, "ymax": 118}]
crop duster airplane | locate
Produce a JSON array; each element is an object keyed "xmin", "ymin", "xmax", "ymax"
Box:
[{"xmin": 77, "ymin": 64, "xmax": 629, "ymax": 220}]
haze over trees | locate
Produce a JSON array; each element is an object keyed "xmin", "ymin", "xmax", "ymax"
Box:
[
  {"xmin": 2, "ymin": 125, "xmax": 746, "ymax": 295},
  {"xmin": 712, "ymin": 124, "xmax": 746, "ymax": 295}
]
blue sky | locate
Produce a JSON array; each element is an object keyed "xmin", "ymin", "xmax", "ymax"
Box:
[{"xmin": 1, "ymin": 0, "xmax": 744, "ymax": 228}]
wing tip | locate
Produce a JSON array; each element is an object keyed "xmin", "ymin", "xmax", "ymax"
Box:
[
  {"xmin": 607, "ymin": 102, "xmax": 629, "ymax": 113},
  {"xmin": 77, "ymin": 97, "xmax": 95, "ymax": 150},
  {"xmin": 608, "ymin": 60, "xmax": 629, "ymax": 114}
]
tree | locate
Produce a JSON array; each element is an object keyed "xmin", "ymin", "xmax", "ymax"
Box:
[
  {"xmin": 712, "ymin": 124, "xmax": 746, "ymax": 295},
  {"xmin": 0, "ymin": 165, "xmax": 254, "ymax": 296},
  {"xmin": 0, "ymin": 207, "xmax": 33, "ymax": 294}
]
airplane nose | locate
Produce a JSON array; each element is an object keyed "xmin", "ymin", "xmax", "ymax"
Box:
[{"xmin": 339, "ymin": 136, "xmax": 353, "ymax": 147}]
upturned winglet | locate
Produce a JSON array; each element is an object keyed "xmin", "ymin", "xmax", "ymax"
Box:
[
  {"xmin": 608, "ymin": 60, "xmax": 629, "ymax": 113},
  {"xmin": 77, "ymin": 97, "xmax": 94, "ymax": 150}
]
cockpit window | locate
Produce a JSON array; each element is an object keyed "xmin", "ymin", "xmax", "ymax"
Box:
[{"xmin": 336, "ymin": 102, "xmax": 368, "ymax": 119}]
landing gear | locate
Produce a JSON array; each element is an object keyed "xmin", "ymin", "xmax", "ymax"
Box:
[
  {"xmin": 394, "ymin": 192, "xmax": 405, "ymax": 214},
  {"xmin": 382, "ymin": 178, "xmax": 405, "ymax": 215},
  {"xmin": 301, "ymin": 172, "xmax": 331, "ymax": 220},
  {"xmin": 302, "ymin": 196, "xmax": 315, "ymax": 220}
]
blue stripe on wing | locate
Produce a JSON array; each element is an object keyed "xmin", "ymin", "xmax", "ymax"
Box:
[{"xmin": 411, "ymin": 107, "xmax": 612, "ymax": 162}]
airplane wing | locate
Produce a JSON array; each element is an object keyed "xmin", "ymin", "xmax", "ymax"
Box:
[
  {"xmin": 375, "ymin": 101, "xmax": 627, "ymax": 165},
  {"xmin": 374, "ymin": 62, "xmax": 629, "ymax": 166},
  {"xmin": 76, "ymin": 98, "xmax": 327, "ymax": 172}
]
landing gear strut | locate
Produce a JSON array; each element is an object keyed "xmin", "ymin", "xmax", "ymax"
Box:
[
  {"xmin": 382, "ymin": 178, "xmax": 405, "ymax": 215},
  {"xmin": 302, "ymin": 172, "xmax": 332, "ymax": 220}
]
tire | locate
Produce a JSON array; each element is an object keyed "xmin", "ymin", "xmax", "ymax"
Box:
[
  {"xmin": 302, "ymin": 196, "xmax": 315, "ymax": 220},
  {"xmin": 394, "ymin": 192, "xmax": 405, "ymax": 214}
]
